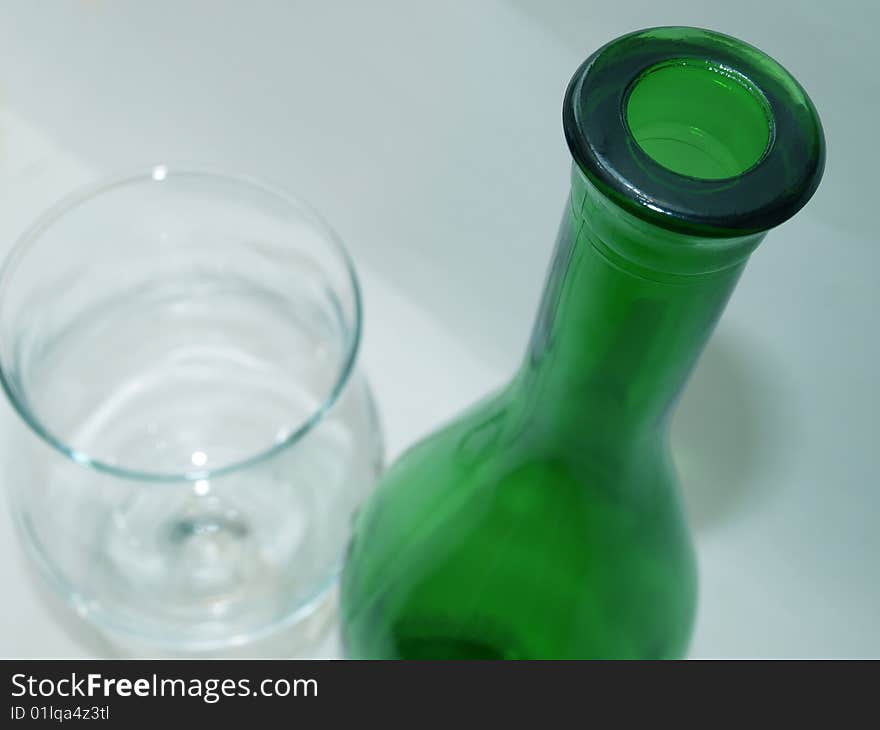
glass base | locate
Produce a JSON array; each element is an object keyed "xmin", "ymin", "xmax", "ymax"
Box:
[
  {"xmin": 16, "ymin": 513, "xmax": 343, "ymax": 656},
  {"xmin": 100, "ymin": 585, "xmax": 343, "ymax": 658}
]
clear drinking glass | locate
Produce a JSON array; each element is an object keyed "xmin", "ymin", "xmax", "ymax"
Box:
[{"xmin": 0, "ymin": 167, "xmax": 383, "ymax": 654}]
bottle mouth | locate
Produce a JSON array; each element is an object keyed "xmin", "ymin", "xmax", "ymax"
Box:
[
  {"xmin": 564, "ymin": 27, "xmax": 825, "ymax": 236},
  {"xmin": 625, "ymin": 58, "xmax": 773, "ymax": 180}
]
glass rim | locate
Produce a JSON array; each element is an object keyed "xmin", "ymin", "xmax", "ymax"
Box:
[{"xmin": 0, "ymin": 164, "xmax": 364, "ymax": 483}]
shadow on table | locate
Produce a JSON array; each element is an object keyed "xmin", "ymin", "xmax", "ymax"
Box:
[{"xmin": 672, "ymin": 328, "xmax": 800, "ymax": 533}]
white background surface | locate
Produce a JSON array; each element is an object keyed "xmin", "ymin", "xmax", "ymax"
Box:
[{"xmin": 0, "ymin": 0, "xmax": 877, "ymax": 657}]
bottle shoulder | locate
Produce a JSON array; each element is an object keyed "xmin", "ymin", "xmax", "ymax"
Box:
[
  {"xmin": 357, "ymin": 389, "xmax": 683, "ymax": 541},
  {"xmin": 341, "ymin": 394, "xmax": 697, "ymax": 659}
]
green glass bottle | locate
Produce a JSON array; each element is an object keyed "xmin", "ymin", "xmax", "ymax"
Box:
[{"xmin": 341, "ymin": 27, "xmax": 825, "ymax": 659}]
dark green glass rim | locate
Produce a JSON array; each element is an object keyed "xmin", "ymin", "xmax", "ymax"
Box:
[{"xmin": 563, "ymin": 26, "xmax": 826, "ymax": 236}]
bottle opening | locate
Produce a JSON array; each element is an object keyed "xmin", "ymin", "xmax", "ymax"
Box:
[
  {"xmin": 564, "ymin": 27, "xmax": 824, "ymax": 233},
  {"xmin": 625, "ymin": 59, "xmax": 773, "ymax": 180}
]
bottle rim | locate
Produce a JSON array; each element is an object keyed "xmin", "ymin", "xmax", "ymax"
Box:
[{"xmin": 563, "ymin": 26, "xmax": 826, "ymax": 237}]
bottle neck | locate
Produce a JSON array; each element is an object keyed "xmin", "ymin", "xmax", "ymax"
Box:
[{"xmin": 519, "ymin": 167, "xmax": 765, "ymax": 435}]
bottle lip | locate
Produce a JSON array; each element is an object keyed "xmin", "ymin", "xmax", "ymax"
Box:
[{"xmin": 563, "ymin": 26, "xmax": 825, "ymax": 237}]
